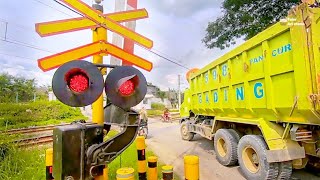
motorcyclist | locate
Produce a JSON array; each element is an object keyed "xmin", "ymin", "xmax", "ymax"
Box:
[{"xmin": 162, "ymin": 108, "xmax": 171, "ymax": 123}]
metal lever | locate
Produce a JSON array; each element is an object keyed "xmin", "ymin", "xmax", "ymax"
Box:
[{"xmin": 86, "ymin": 104, "xmax": 139, "ymax": 178}]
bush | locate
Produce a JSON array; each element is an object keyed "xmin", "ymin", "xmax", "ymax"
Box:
[
  {"xmin": 0, "ymin": 101, "xmax": 87, "ymax": 130},
  {"xmin": 151, "ymin": 103, "xmax": 165, "ymax": 110}
]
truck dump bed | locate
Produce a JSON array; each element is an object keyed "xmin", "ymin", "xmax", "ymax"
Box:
[{"xmin": 187, "ymin": 4, "xmax": 320, "ymax": 125}]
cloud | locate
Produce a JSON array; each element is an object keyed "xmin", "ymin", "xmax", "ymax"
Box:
[
  {"xmin": 147, "ymin": 0, "xmax": 223, "ymax": 17},
  {"xmin": 0, "ymin": 0, "xmax": 244, "ymax": 92}
]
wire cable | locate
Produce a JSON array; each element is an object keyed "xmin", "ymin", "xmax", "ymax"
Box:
[
  {"xmin": 0, "ymin": 38, "xmax": 55, "ymax": 53},
  {"xmin": 53, "ymin": 0, "xmax": 84, "ymax": 17},
  {"xmin": 0, "ymin": 51, "xmax": 35, "ymax": 61},
  {"xmin": 33, "ymin": 0, "xmax": 73, "ymax": 17},
  {"xmin": 147, "ymin": 48, "xmax": 190, "ymax": 70}
]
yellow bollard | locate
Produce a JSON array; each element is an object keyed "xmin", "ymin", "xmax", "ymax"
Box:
[
  {"xmin": 162, "ymin": 165, "xmax": 174, "ymax": 180},
  {"xmin": 116, "ymin": 167, "xmax": 135, "ymax": 180},
  {"xmin": 45, "ymin": 148, "xmax": 54, "ymax": 180},
  {"xmin": 136, "ymin": 136, "xmax": 147, "ymax": 180},
  {"xmin": 147, "ymin": 156, "xmax": 158, "ymax": 180},
  {"xmin": 184, "ymin": 155, "xmax": 199, "ymax": 180}
]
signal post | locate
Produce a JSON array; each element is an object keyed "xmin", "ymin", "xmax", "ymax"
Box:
[
  {"xmin": 35, "ymin": 0, "xmax": 153, "ymax": 179},
  {"xmin": 92, "ymin": 2, "xmax": 107, "ymax": 180}
]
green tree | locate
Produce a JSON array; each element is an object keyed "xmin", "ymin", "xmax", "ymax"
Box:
[
  {"xmin": 0, "ymin": 73, "xmax": 44, "ymax": 103},
  {"xmin": 202, "ymin": 0, "xmax": 300, "ymax": 49}
]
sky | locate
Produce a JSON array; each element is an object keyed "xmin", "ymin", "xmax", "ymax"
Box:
[{"xmin": 0, "ymin": 0, "xmax": 241, "ymax": 91}]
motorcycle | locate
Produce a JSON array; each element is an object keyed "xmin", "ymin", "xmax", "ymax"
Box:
[{"xmin": 162, "ymin": 113, "xmax": 171, "ymax": 123}]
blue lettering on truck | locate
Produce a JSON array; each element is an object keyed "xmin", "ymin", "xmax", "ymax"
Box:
[
  {"xmin": 212, "ymin": 69, "xmax": 217, "ymax": 80},
  {"xmin": 250, "ymin": 55, "xmax": 264, "ymax": 64},
  {"xmin": 213, "ymin": 91, "xmax": 218, "ymax": 103},
  {"xmin": 236, "ymin": 87, "xmax": 244, "ymax": 100},
  {"xmin": 224, "ymin": 89, "xmax": 228, "ymax": 102},
  {"xmin": 222, "ymin": 64, "xmax": 228, "ymax": 76},
  {"xmin": 272, "ymin": 43, "xmax": 292, "ymax": 57},
  {"xmin": 201, "ymin": 82, "xmax": 264, "ymax": 104},
  {"xmin": 206, "ymin": 93, "xmax": 209, "ymax": 103},
  {"xmin": 254, "ymin": 82, "xmax": 264, "ymax": 98},
  {"xmin": 204, "ymin": 73, "xmax": 208, "ymax": 83},
  {"xmin": 198, "ymin": 94, "xmax": 202, "ymax": 104}
]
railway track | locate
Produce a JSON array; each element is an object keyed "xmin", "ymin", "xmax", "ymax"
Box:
[
  {"xmin": 0, "ymin": 124, "xmax": 67, "ymax": 135},
  {"xmin": 0, "ymin": 125, "xmax": 62, "ymax": 147},
  {"xmin": 13, "ymin": 134, "xmax": 53, "ymax": 147}
]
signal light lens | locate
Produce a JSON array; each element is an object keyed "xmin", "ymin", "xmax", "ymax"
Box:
[
  {"xmin": 119, "ymin": 80, "xmax": 135, "ymax": 96},
  {"xmin": 52, "ymin": 60, "xmax": 104, "ymax": 107},
  {"xmin": 105, "ymin": 66, "xmax": 147, "ymax": 110},
  {"xmin": 65, "ymin": 69, "xmax": 89, "ymax": 93}
]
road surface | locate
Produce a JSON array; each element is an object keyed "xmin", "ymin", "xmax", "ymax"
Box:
[{"xmin": 145, "ymin": 118, "xmax": 320, "ymax": 180}]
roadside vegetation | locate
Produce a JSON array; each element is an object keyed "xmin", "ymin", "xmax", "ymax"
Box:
[
  {"xmin": 0, "ymin": 101, "xmax": 87, "ymax": 131},
  {"xmin": 147, "ymin": 102, "xmax": 179, "ymax": 117}
]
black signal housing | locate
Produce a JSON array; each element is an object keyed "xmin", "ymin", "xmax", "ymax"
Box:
[
  {"xmin": 52, "ymin": 60, "xmax": 104, "ymax": 107},
  {"xmin": 105, "ymin": 66, "xmax": 147, "ymax": 110}
]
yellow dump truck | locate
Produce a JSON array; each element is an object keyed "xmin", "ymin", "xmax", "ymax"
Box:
[{"xmin": 180, "ymin": 2, "xmax": 320, "ymax": 180}]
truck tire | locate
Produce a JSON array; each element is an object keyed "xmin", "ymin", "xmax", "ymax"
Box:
[
  {"xmin": 277, "ymin": 161, "xmax": 292, "ymax": 180},
  {"xmin": 238, "ymin": 135, "xmax": 279, "ymax": 180},
  {"xmin": 213, "ymin": 129, "xmax": 239, "ymax": 166},
  {"xmin": 180, "ymin": 122, "xmax": 194, "ymax": 141}
]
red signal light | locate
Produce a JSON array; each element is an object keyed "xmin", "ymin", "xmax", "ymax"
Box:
[
  {"xmin": 65, "ymin": 69, "xmax": 89, "ymax": 93},
  {"xmin": 52, "ymin": 60, "xmax": 104, "ymax": 107},
  {"xmin": 105, "ymin": 66, "xmax": 147, "ymax": 109},
  {"xmin": 119, "ymin": 80, "xmax": 135, "ymax": 96}
]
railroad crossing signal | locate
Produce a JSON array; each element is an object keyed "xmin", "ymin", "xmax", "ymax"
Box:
[
  {"xmin": 52, "ymin": 60, "xmax": 147, "ymax": 109},
  {"xmin": 36, "ymin": 8, "xmax": 149, "ymax": 37},
  {"xmin": 35, "ymin": 0, "xmax": 153, "ymax": 72}
]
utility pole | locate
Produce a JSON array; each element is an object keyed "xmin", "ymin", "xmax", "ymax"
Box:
[{"xmin": 178, "ymin": 74, "xmax": 181, "ymax": 111}]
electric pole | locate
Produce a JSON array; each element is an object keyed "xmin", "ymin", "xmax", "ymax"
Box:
[{"xmin": 178, "ymin": 74, "xmax": 181, "ymax": 111}]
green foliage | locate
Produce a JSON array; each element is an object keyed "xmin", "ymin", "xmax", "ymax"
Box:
[
  {"xmin": 202, "ymin": 0, "xmax": 300, "ymax": 49},
  {"xmin": 170, "ymin": 109, "xmax": 179, "ymax": 112},
  {"xmin": 0, "ymin": 138, "xmax": 46, "ymax": 180},
  {"xmin": 0, "ymin": 101, "xmax": 86, "ymax": 130},
  {"xmin": 151, "ymin": 103, "xmax": 165, "ymax": 110},
  {"xmin": 0, "ymin": 73, "xmax": 41, "ymax": 103},
  {"xmin": 157, "ymin": 91, "xmax": 167, "ymax": 100},
  {"xmin": 147, "ymin": 110, "xmax": 163, "ymax": 117}
]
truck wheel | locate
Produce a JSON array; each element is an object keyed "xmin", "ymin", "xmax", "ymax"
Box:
[
  {"xmin": 180, "ymin": 122, "xmax": 194, "ymax": 141},
  {"xmin": 277, "ymin": 161, "xmax": 292, "ymax": 180},
  {"xmin": 214, "ymin": 129, "xmax": 239, "ymax": 166},
  {"xmin": 238, "ymin": 135, "xmax": 279, "ymax": 180}
]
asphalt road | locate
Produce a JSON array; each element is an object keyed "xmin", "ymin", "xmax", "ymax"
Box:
[{"xmin": 145, "ymin": 118, "xmax": 320, "ymax": 180}]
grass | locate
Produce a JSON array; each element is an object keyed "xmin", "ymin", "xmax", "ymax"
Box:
[
  {"xmin": 0, "ymin": 144, "xmax": 46, "ymax": 180},
  {"xmin": 147, "ymin": 109, "xmax": 163, "ymax": 117},
  {"xmin": 0, "ymin": 101, "xmax": 87, "ymax": 131}
]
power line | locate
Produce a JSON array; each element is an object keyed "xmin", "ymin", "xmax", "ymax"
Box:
[
  {"xmin": 53, "ymin": 0, "xmax": 83, "ymax": 17},
  {"xmin": 32, "ymin": 0, "xmax": 73, "ymax": 17},
  {"xmin": 152, "ymin": 48, "xmax": 181, "ymax": 62},
  {"xmin": 147, "ymin": 48, "xmax": 190, "ymax": 70},
  {"xmin": 0, "ymin": 38, "xmax": 55, "ymax": 53},
  {"xmin": 0, "ymin": 51, "xmax": 35, "ymax": 61}
]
